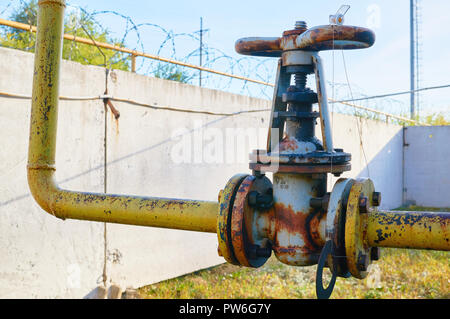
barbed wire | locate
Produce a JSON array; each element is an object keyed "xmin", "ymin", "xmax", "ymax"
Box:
[
  {"xmin": 0, "ymin": 0, "xmax": 277, "ymax": 99},
  {"xmin": 0, "ymin": 0, "xmax": 447, "ymax": 122}
]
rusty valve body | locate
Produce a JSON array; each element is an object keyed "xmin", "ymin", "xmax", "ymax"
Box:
[
  {"xmin": 219, "ymin": 21, "xmax": 376, "ymax": 268},
  {"xmin": 28, "ymin": 1, "xmax": 449, "ymax": 301},
  {"xmin": 217, "ymin": 19, "xmax": 449, "ymax": 299}
]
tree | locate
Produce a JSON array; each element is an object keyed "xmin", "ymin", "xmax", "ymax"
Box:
[
  {"xmin": 423, "ymin": 112, "xmax": 449, "ymax": 126},
  {"xmin": 154, "ymin": 63, "xmax": 191, "ymax": 83},
  {"xmin": 1, "ymin": 0, "xmax": 193, "ymax": 83},
  {"xmin": 0, "ymin": 0, "xmax": 130, "ymax": 71}
]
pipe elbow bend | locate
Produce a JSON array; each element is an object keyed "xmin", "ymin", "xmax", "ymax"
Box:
[{"xmin": 27, "ymin": 166, "xmax": 65, "ymax": 220}]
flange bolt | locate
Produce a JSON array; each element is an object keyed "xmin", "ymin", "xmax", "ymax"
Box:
[
  {"xmin": 295, "ymin": 21, "xmax": 307, "ymax": 30},
  {"xmin": 372, "ymin": 192, "xmax": 381, "ymax": 207},
  {"xmin": 248, "ymin": 244, "xmax": 272, "ymax": 258},
  {"xmin": 357, "ymin": 253, "xmax": 370, "ymax": 271},
  {"xmin": 248, "ymin": 190, "xmax": 273, "ymax": 209},
  {"xmin": 359, "ymin": 196, "xmax": 369, "ymax": 214},
  {"xmin": 310, "ymin": 192, "xmax": 331, "ymax": 210},
  {"xmin": 370, "ymin": 247, "xmax": 380, "ymax": 261}
]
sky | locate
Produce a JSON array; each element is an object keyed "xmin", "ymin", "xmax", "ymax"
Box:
[{"xmin": 1, "ymin": 0, "xmax": 449, "ymax": 118}]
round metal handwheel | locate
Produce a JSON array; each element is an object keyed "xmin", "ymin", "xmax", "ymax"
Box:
[
  {"xmin": 235, "ymin": 25, "xmax": 375, "ymax": 57},
  {"xmin": 315, "ymin": 240, "xmax": 337, "ymax": 299}
]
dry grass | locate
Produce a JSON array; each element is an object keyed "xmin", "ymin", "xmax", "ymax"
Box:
[
  {"xmin": 139, "ymin": 248, "xmax": 449, "ymax": 299},
  {"xmin": 139, "ymin": 206, "xmax": 449, "ymax": 299}
]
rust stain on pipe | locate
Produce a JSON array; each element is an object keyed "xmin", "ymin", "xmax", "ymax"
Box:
[{"xmin": 272, "ymin": 202, "xmax": 321, "ymax": 265}]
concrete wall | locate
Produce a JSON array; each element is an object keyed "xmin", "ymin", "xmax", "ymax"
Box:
[
  {"xmin": 319, "ymin": 114, "xmax": 404, "ymax": 210},
  {"xmin": 0, "ymin": 46, "xmax": 418, "ymax": 298},
  {"xmin": 404, "ymin": 126, "xmax": 450, "ymax": 208},
  {"xmin": 0, "ymin": 47, "xmax": 105, "ymax": 298}
]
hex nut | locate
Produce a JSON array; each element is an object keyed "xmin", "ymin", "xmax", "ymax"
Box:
[
  {"xmin": 248, "ymin": 191, "xmax": 259, "ymax": 207},
  {"xmin": 248, "ymin": 244, "xmax": 272, "ymax": 259},
  {"xmin": 370, "ymin": 247, "xmax": 380, "ymax": 261},
  {"xmin": 372, "ymin": 192, "xmax": 381, "ymax": 207},
  {"xmin": 359, "ymin": 196, "xmax": 369, "ymax": 214},
  {"xmin": 357, "ymin": 253, "xmax": 370, "ymax": 271}
]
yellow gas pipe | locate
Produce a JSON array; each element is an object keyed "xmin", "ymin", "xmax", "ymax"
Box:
[
  {"xmin": 367, "ymin": 210, "xmax": 449, "ymax": 251},
  {"xmin": 27, "ymin": 0, "xmax": 449, "ymax": 257},
  {"xmin": 27, "ymin": 0, "xmax": 217, "ymax": 233}
]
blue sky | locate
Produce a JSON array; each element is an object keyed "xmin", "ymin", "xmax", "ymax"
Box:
[{"xmin": 1, "ymin": 0, "xmax": 449, "ymax": 118}]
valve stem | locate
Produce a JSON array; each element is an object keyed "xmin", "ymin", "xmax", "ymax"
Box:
[
  {"xmin": 294, "ymin": 73, "xmax": 307, "ymax": 89},
  {"xmin": 295, "ymin": 21, "xmax": 307, "ymax": 30}
]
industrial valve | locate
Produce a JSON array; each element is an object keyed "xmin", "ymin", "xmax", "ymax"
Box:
[
  {"xmin": 28, "ymin": 1, "xmax": 449, "ymax": 300},
  {"xmin": 216, "ymin": 11, "xmax": 449, "ymax": 299}
]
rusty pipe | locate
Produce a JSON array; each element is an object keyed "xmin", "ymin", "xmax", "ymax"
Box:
[
  {"xmin": 367, "ymin": 210, "xmax": 450, "ymax": 251},
  {"xmin": 27, "ymin": 0, "xmax": 217, "ymax": 233}
]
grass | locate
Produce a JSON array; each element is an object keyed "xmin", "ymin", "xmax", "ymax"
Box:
[
  {"xmin": 139, "ymin": 248, "xmax": 449, "ymax": 299},
  {"xmin": 139, "ymin": 206, "xmax": 449, "ymax": 299}
]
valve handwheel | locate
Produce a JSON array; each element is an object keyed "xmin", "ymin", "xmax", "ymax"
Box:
[{"xmin": 235, "ymin": 24, "xmax": 375, "ymax": 57}]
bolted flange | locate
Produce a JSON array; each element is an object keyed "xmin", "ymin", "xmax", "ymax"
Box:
[
  {"xmin": 217, "ymin": 174, "xmax": 274, "ymax": 268},
  {"xmin": 344, "ymin": 178, "xmax": 381, "ymax": 279},
  {"xmin": 217, "ymin": 174, "xmax": 249, "ymax": 265}
]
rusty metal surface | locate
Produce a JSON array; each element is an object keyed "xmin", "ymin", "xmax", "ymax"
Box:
[
  {"xmin": 249, "ymin": 162, "xmax": 351, "ymax": 174},
  {"xmin": 235, "ymin": 25, "xmax": 375, "ymax": 57},
  {"xmin": 345, "ymin": 178, "xmax": 375, "ymax": 279},
  {"xmin": 367, "ymin": 210, "xmax": 450, "ymax": 250},
  {"xmin": 217, "ymin": 174, "xmax": 248, "ymax": 265},
  {"xmin": 250, "ymin": 150, "xmax": 351, "ymax": 165},
  {"xmin": 326, "ymin": 178, "xmax": 354, "ymax": 277},
  {"xmin": 295, "ymin": 25, "xmax": 375, "ymax": 51},
  {"xmin": 231, "ymin": 175, "xmax": 256, "ymax": 267},
  {"xmin": 271, "ymin": 173, "xmax": 325, "ymax": 266},
  {"xmin": 272, "ymin": 202, "xmax": 321, "ymax": 265},
  {"xmin": 228, "ymin": 175, "xmax": 274, "ymax": 268},
  {"xmin": 235, "ymin": 37, "xmax": 282, "ymax": 57},
  {"xmin": 309, "ymin": 209, "xmax": 327, "ymax": 248}
]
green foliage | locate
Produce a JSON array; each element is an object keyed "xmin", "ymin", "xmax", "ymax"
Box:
[
  {"xmin": 391, "ymin": 111, "xmax": 450, "ymax": 127},
  {"xmin": 423, "ymin": 112, "xmax": 450, "ymax": 126},
  {"xmin": 0, "ymin": 0, "xmax": 192, "ymax": 82},
  {"xmin": 61, "ymin": 11, "xmax": 129, "ymax": 71},
  {"xmin": 154, "ymin": 63, "xmax": 191, "ymax": 83},
  {"xmin": 0, "ymin": 0, "xmax": 129, "ymax": 71},
  {"xmin": 10, "ymin": 0, "xmax": 38, "ymax": 26}
]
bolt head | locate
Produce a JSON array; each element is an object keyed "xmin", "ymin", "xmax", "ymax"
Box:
[
  {"xmin": 357, "ymin": 253, "xmax": 370, "ymax": 271},
  {"xmin": 248, "ymin": 244, "xmax": 272, "ymax": 259},
  {"xmin": 372, "ymin": 192, "xmax": 381, "ymax": 207},
  {"xmin": 359, "ymin": 196, "xmax": 369, "ymax": 214},
  {"xmin": 370, "ymin": 247, "xmax": 380, "ymax": 261},
  {"xmin": 295, "ymin": 20, "xmax": 307, "ymax": 30},
  {"xmin": 248, "ymin": 191, "xmax": 258, "ymax": 207},
  {"xmin": 256, "ymin": 246, "xmax": 272, "ymax": 258}
]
